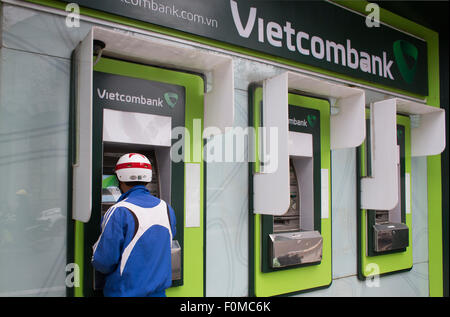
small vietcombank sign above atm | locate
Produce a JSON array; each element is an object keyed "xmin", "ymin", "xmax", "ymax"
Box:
[{"xmin": 60, "ymin": 0, "xmax": 428, "ymax": 95}]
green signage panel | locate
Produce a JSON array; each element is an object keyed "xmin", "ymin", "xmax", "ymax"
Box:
[{"xmin": 61, "ymin": 0, "xmax": 428, "ymax": 95}]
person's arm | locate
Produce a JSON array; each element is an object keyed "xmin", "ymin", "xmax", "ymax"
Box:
[{"xmin": 91, "ymin": 207, "xmax": 127, "ymax": 274}]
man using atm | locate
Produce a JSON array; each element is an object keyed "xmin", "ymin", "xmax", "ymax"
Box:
[{"xmin": 92, "ymin": 153, "xmax": 177, "ymax": 297}]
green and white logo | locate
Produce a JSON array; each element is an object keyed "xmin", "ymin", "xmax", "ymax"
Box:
[
  {"xmin": 164, "ymin": 92, "xmax": 179, "ymax": 108},
  {"xmin": 307, "ymin": 114, "xmax": 317, "ymax": 128},
  {"xmin": 393, "ymin": 40, "xmax": 419, "ymax": 84}
]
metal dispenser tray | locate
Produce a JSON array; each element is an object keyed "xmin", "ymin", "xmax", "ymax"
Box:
[
  {"xmin": 269, "ymin": 231, "xmax": 323, "ymax": 268},
  {"xmin": 273, "ymin": 213, "xmax": 300, "ymax": 233},
  {"xmin": 373, "ymin": 223, "xmax": 409, "ymax": 252},
  {"xmin": 171, "ymin": 240, "xmax": 182, "ymax": 281}
]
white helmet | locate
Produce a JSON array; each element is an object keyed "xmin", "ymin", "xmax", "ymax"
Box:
[{"xmin": 115, "ymin": 153, "xmax": 152, "ymax": 183}]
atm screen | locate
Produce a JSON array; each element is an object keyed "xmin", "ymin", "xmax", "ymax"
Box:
[
  {"xmin": 102, "ymin": 174, "xmax": 121, "ymax": 203},
  {"xmin": 101, "ymin": 149, "xmax": 161, "ymax": 216},
  {"xmin": 146, "ymin": 156, "xmax": 160, "ymax": 198}
]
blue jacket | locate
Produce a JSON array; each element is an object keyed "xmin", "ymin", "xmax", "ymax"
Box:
[{"xmin": 92, "ymin": 185, "xmax": 176, "ymax": 297}]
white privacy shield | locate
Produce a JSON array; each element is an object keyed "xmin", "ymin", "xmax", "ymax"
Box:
[
  {"xmin": 253, "ymin": 71, "xmax": 365, "ymax": 215},
  {"xmin": 360, "ymin": 97, "xmax": 446, "ymax": 211},
  {"xmin": 360, "ymin": 99, "xmax": 399, "ymax": 211},
  {"xmin": 72, "ymin": 27, "xmax": 234, "ymax": 222},
  {"xmin": 253, "ymin": 73, "xmax": 290, "ymax": 215}
]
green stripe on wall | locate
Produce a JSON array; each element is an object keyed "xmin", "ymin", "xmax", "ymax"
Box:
[
  {"xmin": 74, "ymin": 221, "xmax": 84, "ymax": 297},
  {"xmin": 427, "ymin": 155, "xmax": 443, "ymax": 296}
]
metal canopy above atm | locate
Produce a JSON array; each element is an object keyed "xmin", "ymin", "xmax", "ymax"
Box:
[
  {"xmin": 361, "ymin": 97, "xmax": 446, "ymax": 211},
  {"xmin": 253, "ymin": 71, "xmax": 366, "ymax": 215},
  {"xmin": 72, "ymin": 26, "xmax": 234, "ymax": 222}
]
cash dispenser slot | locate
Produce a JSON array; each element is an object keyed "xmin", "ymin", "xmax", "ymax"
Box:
[
  {"xmin": 372, "ymin": 160, "xmax": 409, "ymax": 253},
  {"xmin": 269, "ymin": 231, "xmax": 323, "ymax": 268},
  {"xmin": 373, "ymin": 219, "xmax": 409, "ymax": 253},
  {"xmin": 269, "ymin": 131, "xmax": 323, "ymax": 268},
  {"xmin": 273, "ymin": 162, "xmax": 300, "ymax": 233},
  {"xmin": 171, "ymin": 240, "xmax": 182, "ymax": 281}
]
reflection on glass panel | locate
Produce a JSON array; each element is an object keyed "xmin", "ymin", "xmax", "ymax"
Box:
[
  {"xmin": 0, "ymin": 48, "xmax": 69, "ymax": 296},
  {"xmin": 2, "ymin": 4, "xmax": 96, "ymax": 60},
  {"xmin": 205, "ymin": 90, "xmax": 248, "ymax": 297}
]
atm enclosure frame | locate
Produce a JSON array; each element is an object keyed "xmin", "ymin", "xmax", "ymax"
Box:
[
  {"xmin": 69, "ymin": 56, "xmax": 206, "ymax": 297},
  {"xmin": 249, "ymin": 85, "xmax": 332, "ymax": 296},
  {"xmin": 357, "ymin": 112, "xmax": 413, "ymax": 279}
]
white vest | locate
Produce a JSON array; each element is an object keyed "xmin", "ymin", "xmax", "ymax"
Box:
[{"xmin": 100, "ymin": 199, "xmax": 173, "ymax": 275}]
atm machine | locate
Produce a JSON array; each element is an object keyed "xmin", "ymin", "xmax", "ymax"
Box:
[
  {"xmin": 357, "ymin": 107, "xmax": 412, "ymax": 279},
  {"xmin": 366, "ymin": 122, "xmax": 409, "ymax": 255},
  {"xmin": 259, "ymin": 100, "xmax": 325, "ymax": 273},
  {"xmin": 96, "ymin": 149, "xmax": 182, "ymax": 289},
  {"xmin": 69, "ymin": 55, "xmax": 205, "ymax": 297},
  {"xmin": 249, "ymin": 84, "xmax": 332, "ymax": 296},
  {"xmin": 269, "ymin": 159, "xmax": 323, "ymax": 269}
]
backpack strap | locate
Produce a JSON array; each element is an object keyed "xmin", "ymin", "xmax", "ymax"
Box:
[{"xmin": 166, "ymin": 204, "xmax": 172, "ymax": 232}]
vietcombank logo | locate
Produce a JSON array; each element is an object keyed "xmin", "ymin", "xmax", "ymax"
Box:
[
  {"xmin": 393, "ymin": 40, "xmax": 419, "ymax": 84},
  {"xmin": 307, "ymin": 114, "xmax": 317, "ymax": 128},
  {"xmin": 164, "ymin": 92, "xmax": 179, "ymax": 108}
]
